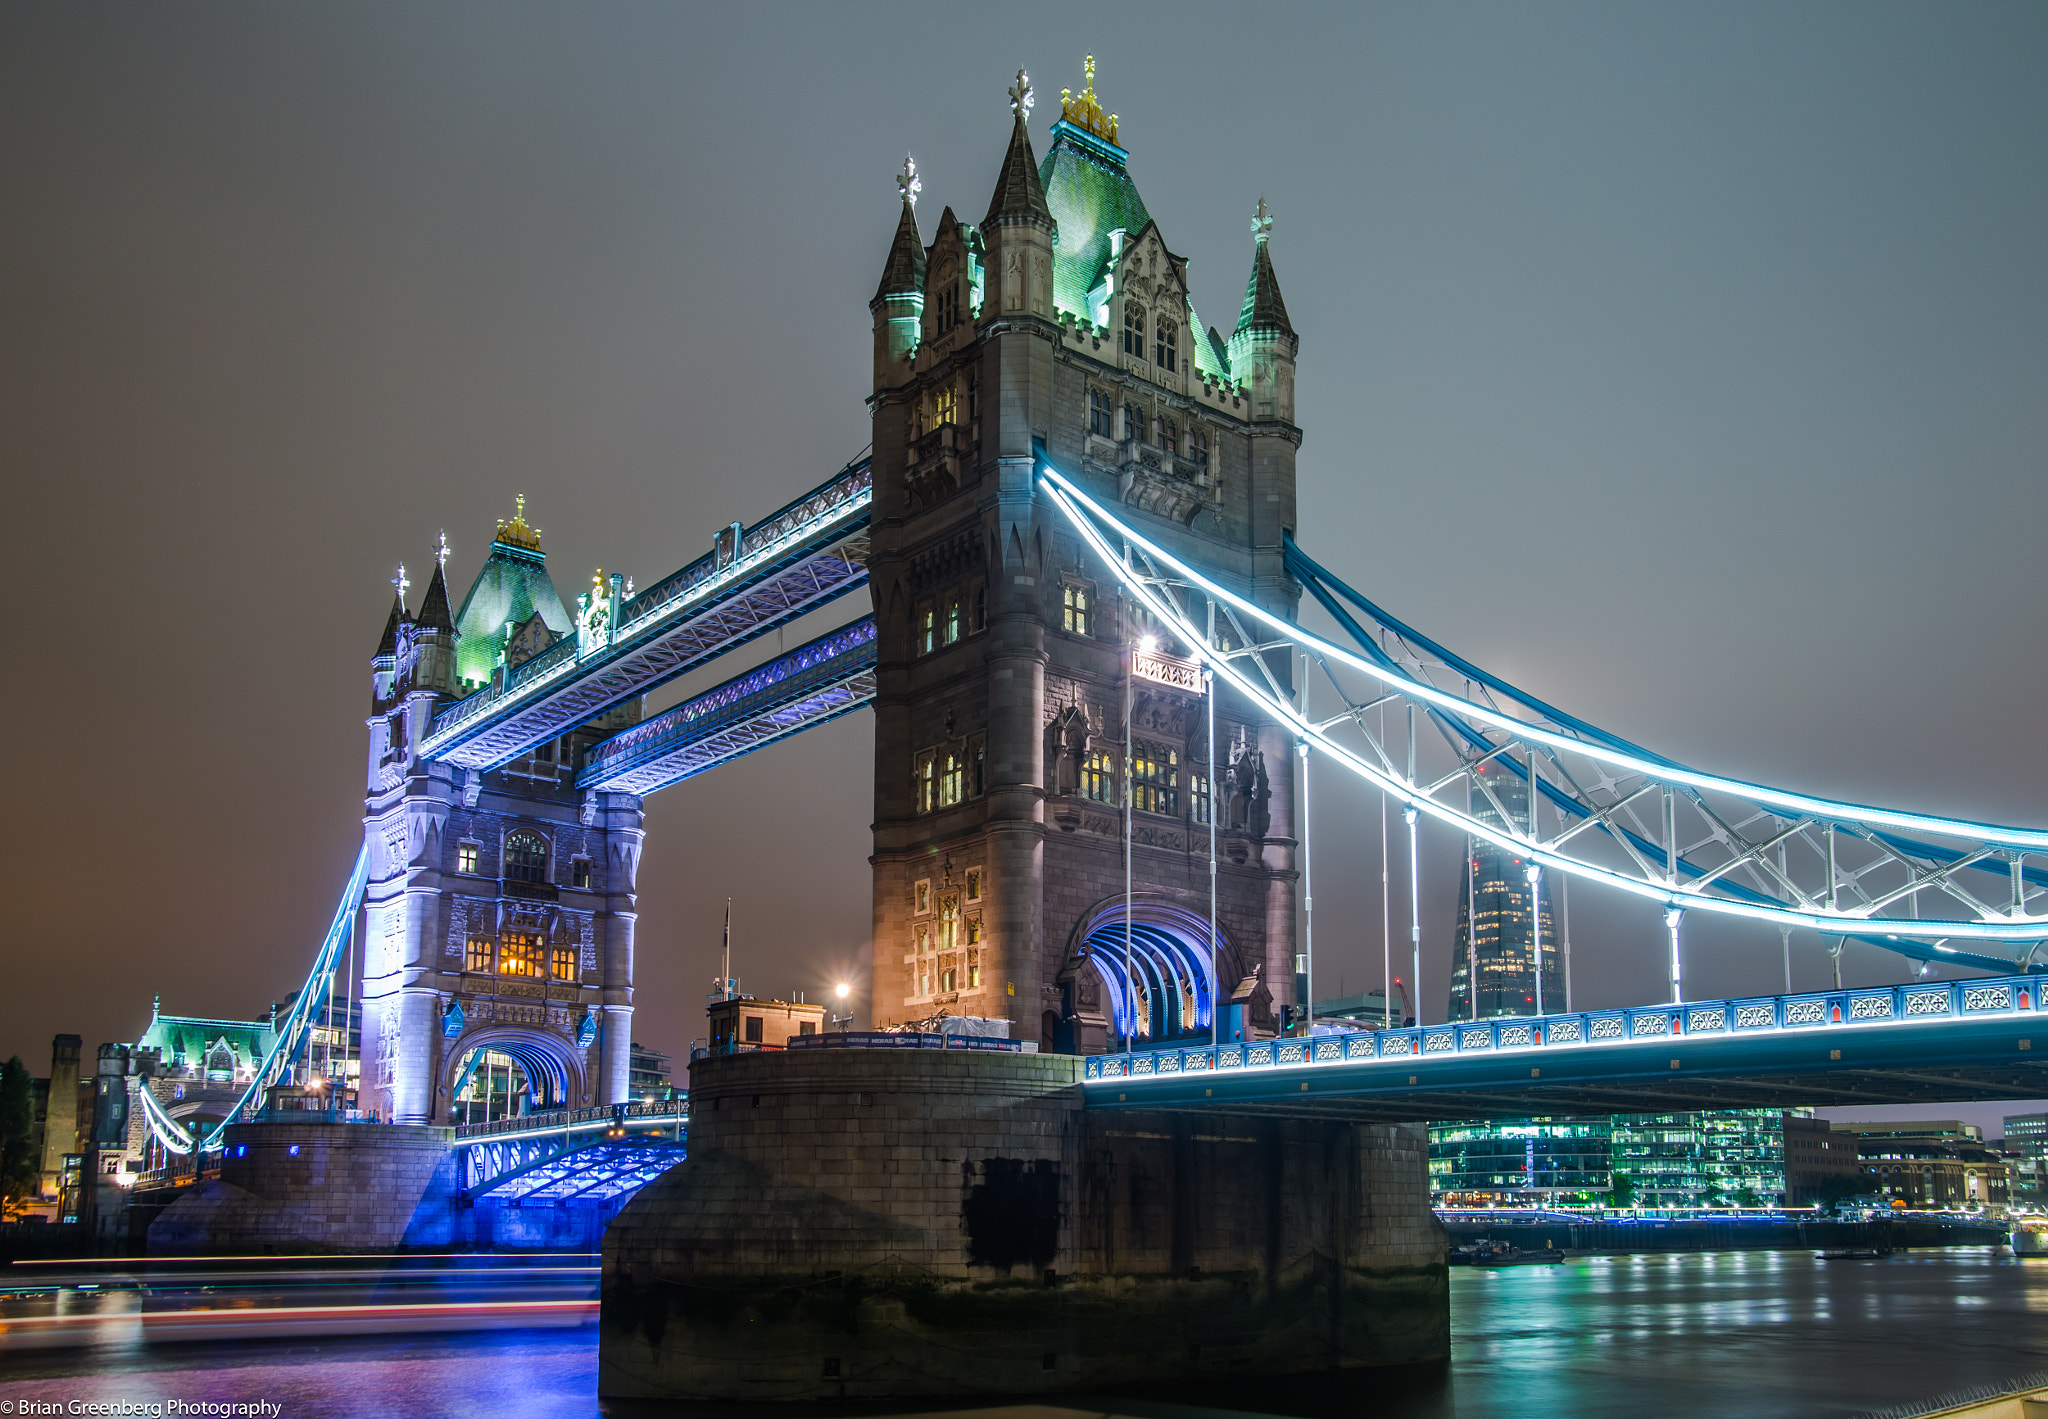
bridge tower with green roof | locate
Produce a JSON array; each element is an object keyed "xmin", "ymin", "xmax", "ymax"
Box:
[{"xmin": 867, "ymin": 61, "xmax": 1303, "ymax": 1052}]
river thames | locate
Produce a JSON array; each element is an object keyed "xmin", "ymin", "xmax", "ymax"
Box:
[{"xmin": 6, "ymin": 1249, "xmax": 2048, "ymax": 1416}]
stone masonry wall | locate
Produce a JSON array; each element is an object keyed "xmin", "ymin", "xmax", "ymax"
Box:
[{"xmin": 599, "ymin": 1048, "xmax": 1445, "ymax": 1401}]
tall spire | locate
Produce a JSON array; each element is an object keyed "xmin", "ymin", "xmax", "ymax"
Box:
[
  {"xmin": 374, "ymin": 592, "xmax": 403, "ymax": 657},
  {"xmin": 983, "ymin": 69, "xmax": 1052, "ymax": 229},
  {"xmin": 416, "ymin": 558, "xmax": 455, "ymax": 633},
  {"xmin": 873, "ymin": 155, "xmax": 927, "ymax": 303},
  {"xmin": 1233, "ymin": 197, "xmax": 1295, "ymax": 340}
]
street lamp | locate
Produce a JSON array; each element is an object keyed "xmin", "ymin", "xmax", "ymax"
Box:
[{"xmin": 833, "ymin": 981, "xmax": 853, "ymax": 1032}]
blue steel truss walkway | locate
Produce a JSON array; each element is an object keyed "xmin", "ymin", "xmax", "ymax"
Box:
[{"xmin": 1084, "ymin": 974, "xmax": 2048, "ymax": 1120}]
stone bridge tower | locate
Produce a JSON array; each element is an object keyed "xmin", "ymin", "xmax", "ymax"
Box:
[
  {"xmin": 867, "ymin": 63, "xmax": 1303, "ymax": 1051},
  {"xmin": 360, "ymin": 509, "xmax": 643, "ymax": 1125}
]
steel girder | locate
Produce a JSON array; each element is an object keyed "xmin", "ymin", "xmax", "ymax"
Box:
[
  {"xmin": 420, "ymin": 458, "xmax": 872, "ymax": 771},
  {"xmin": 467, "ymin": 1139, "xmax": 685, "ymax": 1204},
  {"xmin": 577, "ymin": 616, "xmax": 877, "ymax": 796},
  {"xmin": 1037, "ymin": 456, "xmax": 2048, "ymax": 968}
]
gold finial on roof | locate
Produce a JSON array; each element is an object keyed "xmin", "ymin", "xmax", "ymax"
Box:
[
  {"xmin": 495, "ymin": 493, "xmax": 543, "ymax": 552},
  {"xmin": 1059, "ymin": 53, "xmax": 1119, "ymax": 146}
]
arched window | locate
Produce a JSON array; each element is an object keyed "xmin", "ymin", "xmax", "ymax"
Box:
[
  {"xmin": 1123, "ymin": 306, "xmax": 1145, "ymax": 358},
  {"xmin": 1155, "ymin": 319, "xmax": 1178, "ymax": 372},
  {"xmin": 504, "ymin": 831, "xmax": 549, "ymax": 884}
]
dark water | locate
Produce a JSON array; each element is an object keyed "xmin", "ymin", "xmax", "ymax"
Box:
[{"xmin": 6, "ymin": 1250, "xmax": 2048, "ymax": 1417}]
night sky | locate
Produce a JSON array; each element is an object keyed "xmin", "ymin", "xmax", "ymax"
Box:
[{"xmin": 5, "ymin": 5, "xmax": 2045, "ymax": 1132}]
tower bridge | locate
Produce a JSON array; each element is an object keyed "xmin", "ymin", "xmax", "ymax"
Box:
[{"xmin": 134, "ymin": 67, "xmax": 2048, "ymax": 1381}]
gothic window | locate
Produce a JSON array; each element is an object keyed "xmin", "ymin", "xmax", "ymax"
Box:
[
  {"xmin": 1191, "ymin": 425, "xmax": 1209, "ymax": 472},
  {"xmin": 504, "ymin": 831, "xmax": 549, "ymax": 884},
  {"xmin": 970, "ymin": 582, "xmax": 986, "ymax": 633},
  {"xmin": 535, "ymin": 740, "xmax": 554, "ymax": 763},
  {"xmin": 457, "ymin": 842, "xmax": 480, "ymax": 875},
  {"xmin": 966, "ymin": 917, "xmax": 982, "ymax": 945},
  {"xmin": 1159, "ymin": 417, "xmax": 1178, "ymax": 455},
  {"xmin": 940, "ymin": 960, "xmax": 958, "ymax": 992},
  {"xmin": 945, "ymin": 594, "xmax": 962, "ymax": 645},
  {"xmin": 1155, "ymin": 319, "xmax": 1178, "ymax": 372},
  {"xmin": 1082, "ymin": 749, "xmax": 1117, "ymax": 804},
  {"xmin": 917, "ymin": 602, "xmax": 936, "ymax": 654},
  {"xmin": 1089, "ymin": 388, "xmax": 1114, "ymax": 437},
  {"xmin": 936, "ymin": 286, "xmax": 959, "ymax": 334},
  {"xmin": 965, "ymin": 866, "xmax": 983, "ymax": 902},
  {"xmin": 940, "ymin": 752, "xmax": 964, "ymax": 808},
  {"xmin": 916, "ymin": 753, "xmax": 936, "ymax": 813},
  {"xmin": 1062, "ymin": 581, "xmax": 1092, "ymax": 636},
  {"xmin": 966, "ymin": 366, "xmax": 980, "ymax": 429},
  {"xmin": 551, "ymin": 946, "xmax": 576, "ymax": 980},
  {"xmin": 940, "ymin": 893, "xmax": 960, "ymax": 948},
  {"xmin": 466, "ymin": 936, "xmax": 493, "ymax": 972},
  {"xmin": 914, "ymin": 879, "xmax": 932, "ymax": 915},
  {"xmin": 1123, "ymin": 305, "xmax": 1145, "ymax": 358},
  {"xmin": 571, "ymin": 858, "xmax": 591, "ymax": 890},
  {"xmin": 1124, "ymin": 401, "xmax": 1145, "ymax": 444},
  {"xmin": 969, "ymin": 735, "xmax": 986, "ymax": 797},
  {"xmin": 967, "ymin": 950, "xmax": 982, "ymax": 989},
  {"xmin": 933, "ymin": 384, "xmax": 958, "ymax": 428},
  {"xmin": 1191, "ymin": 770, "xmax": 1212, "ymax": 825},
  {"xmin": 1132, "ymin": 740, "xmax": 1180, "ymax": 815},
  {"xmin": 500, "ymin": 932, "xmax": 545, "ymax": 978}
]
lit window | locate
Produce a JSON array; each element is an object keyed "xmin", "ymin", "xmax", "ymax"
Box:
[
  {"xmin": 967, "ymin": 951, "xmax": 981, "ymax": 989},
  {"xmin": 914, "ymin": 880, "xmax": 932, "ymax": 915},
  {"xmin": 918, "ymin": 603, "xmax": 936, "ymax": 655},
  {"xmin": 1155, "ymin": 319, "xmax": 1177, "ymax": 372},
  {"xmin": 571, "ymin": 858, "xmax": 591, "ymax": 890},
  {"xmin": 466, "ymin": 937, "xmax": 493, "ymax": 972},
  {"xmin": 940, "ymin": 752, "xmax": 963, "ymax": 808},
  {"xmin": 1191, "ymin": 771, "xmax": 1212, "ymax": 825},
  {"xmin": 945, "ymin": 595, "xmax": 962, "ymax": 645},
  {"xmin": 941, "ymin": 961, "xmax": 957, "ymax": 992},
  {"xmin": 933, "ymin": 384, "xmax": 958, "ymax": 428},
  {"xmin": 1089, "ymin": 388, "xmax": 1114, "ymax": 437},
  {"xmin": 966, "ymin": 917, "xmax": 982, "ymax": 945},
  {"xmin": 966, "ymin": 867, "xmax": 983, "ymax": 902},
  {"xmin": 1082, "ymin": 749, "xmax": 1117, "ymax": 804},
  {"xmin": 1132, "ymin": 740, "xmax": 1179, "ymax": 815},
  {"xmin": 505, "ymin": 831, "xmax": 548, "ymax": 884},
  {"xmin": 1063, "ymin": 583, "xmax": 1091, "ymax": 636},
  {"xmin": 940, "ymin": 894, "xmax": 959, "ymax": 948},
  {"xmin": 1123, "ymin": 306, "xmax": 1144, "ymax": 357},
  {"xmin": 500, "ymin": 932, "xmax": 544, "ymax": 978},
  {"xmin": 457, "ymin": 843, "xmax": 479, "ymax": 875},
  {"xmin": 552, "ymin": 947, "xmax": 576, "ymax": 980},
  {"xmin": 916, "ymin": 754, "xmax": 936, "ymax": 813}
]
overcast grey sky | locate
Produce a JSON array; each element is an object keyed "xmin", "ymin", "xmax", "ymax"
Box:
[{"xmin": 4, "ymin": 3, "xmax": 2044, "ymax": 1128}]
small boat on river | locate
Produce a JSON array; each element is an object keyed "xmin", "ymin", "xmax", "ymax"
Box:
[{"xmin": 1450, "ymin": 1239, "xmax": 1567, "ymax": 1267}]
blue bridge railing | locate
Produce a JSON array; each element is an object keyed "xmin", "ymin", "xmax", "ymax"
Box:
[{"xmin": 1086, "ymin": 973, "xmax": 2043, "ymax": 1081}]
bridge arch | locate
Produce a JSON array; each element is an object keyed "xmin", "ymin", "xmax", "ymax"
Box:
[
  {"xmin": 1058, "ymin": 898, "xmax": 1241, "ymax": 1046},
  {"xmin": 442, "ymin": 1025, "xmax": 585, "ymax": 1121}
]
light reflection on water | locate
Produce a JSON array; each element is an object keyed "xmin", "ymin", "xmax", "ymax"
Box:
[{"xmin": 6, "ymin": 1251, "xmax": 2048, "ymax": 1418}]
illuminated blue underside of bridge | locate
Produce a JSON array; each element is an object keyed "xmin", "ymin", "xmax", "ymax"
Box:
[
  {"xmin": 577, "ymin": 616, "xmax": 876, "ymax": 796},
  {"xmin": 420, "ymin": 457, "xmax": 872, "ymax": 772},
  {"xmin": 1085, "ymin": 975, "xmax": 2048, "ymax": 1120}
]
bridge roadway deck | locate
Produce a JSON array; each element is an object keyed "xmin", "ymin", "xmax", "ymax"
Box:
[{"xmin": 1085, "ymin": 975, "xmax": 2048, "ymax": 1120}]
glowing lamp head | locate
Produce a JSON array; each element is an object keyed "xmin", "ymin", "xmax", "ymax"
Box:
[
  {"xmin": 1139, "ymin": 635, "xmax": 1157, "ymax": 654},
  {"xmin": 835, "ymin": 982, "xmax": 851, "ymax": 1000}
]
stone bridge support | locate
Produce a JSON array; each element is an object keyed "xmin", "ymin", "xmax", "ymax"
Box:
[{"xmin": 599, "ymin": 1048, "xmax": 1446, "ymax": 1401}]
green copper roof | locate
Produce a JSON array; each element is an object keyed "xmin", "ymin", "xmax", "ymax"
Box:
[
  {"xmin": 1040, "ymin": 121, "xmax": 1152, "ymax": 322},
  {"xmin": 452, "ymin": 542, "xmax": 573, "ymax": 689},
  {"xmin": 874, "ymin": 197, "xmax": 924, "ymax": 303},
  {"xmin": 1234, "ymin": 237, "xmax": 1295, "ymax": 339},
  {"xmin": 139, "ymin": 1013, "xmax": 277, "ymax": 1072}
]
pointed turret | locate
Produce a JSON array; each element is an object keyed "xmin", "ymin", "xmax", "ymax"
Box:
[
  {"xmin": 1227, "ymin": 199, "xmax": 1299, "ymax": 425},
  {"xmin": 871, "ymin": 156, "xmax": 927, "ymax": 390},
  {"xmin": 409, "ymin": 539, "xmax": 461, "ymax": 695},
  {"xmin": 416, "ymin": 560, "xmax": 454, "ymax": 632},
  {"xmin": 981, "ymin": 69, "xmax": 1057, "ymax": 321},
  {"xmin": 982, "ymin": 96, "xmax": 1052, "ymax": 230}
]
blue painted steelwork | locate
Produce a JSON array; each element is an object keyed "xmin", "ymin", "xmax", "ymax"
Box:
[
  {"xmin": 1035, "ymin": 453, "xmax": 2048, "ymax": 960},
  {"xmin": 1084, "ymin": 973, "xmax": 2048, "ymax": 1108},
  {"xmin": 455, "ymin": 1101, "xmax": 686, "ymax": 1195},
  {"xmin": 1071, "ymin": 901, "xmax": 1218, "ymax": 1039},
  {"xmin": 577, "ymin": 616, "xmax": 877, "ymax": 795},
  {"xmin": 468, "ymin": 1138, "xmax": 685, "ymax": 1204},
  {"xmin": 138, "ymin": 848, "xmax": 371, "ymax": 1156},
  {"xmin": 421, "ymin": 455, "xmax": 872, "ymax": 771}
]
